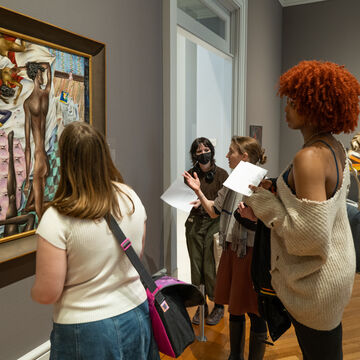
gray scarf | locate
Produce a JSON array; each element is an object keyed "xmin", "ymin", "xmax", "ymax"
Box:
[{"xmin": 218, "ymin": 188, "xmax": 255, "ymax": 257}]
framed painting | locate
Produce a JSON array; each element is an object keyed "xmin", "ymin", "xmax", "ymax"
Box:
[
  {"xmin": 249, "ymin": 125, "xmax": 263, "ymax": 146},
  {"xmin": 0, "ymin": 6, "xmax": 105, "ymax": 275}
]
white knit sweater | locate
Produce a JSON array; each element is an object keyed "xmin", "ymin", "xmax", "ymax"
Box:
[{"xmin": 245, "ymin": 159, "xmax": 355, "ymax": 330}]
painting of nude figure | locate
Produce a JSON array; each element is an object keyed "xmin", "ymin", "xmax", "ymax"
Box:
[{"xmin": 0, "ymin": 30, "xmax": 90, "ymax": 242}]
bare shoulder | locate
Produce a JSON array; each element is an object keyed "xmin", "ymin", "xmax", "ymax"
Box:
[
  {"xmin": 294, "ymin": 146, "xmax": 323, "ymax": 167},
  {"xmin": 293, "ymin": 146, "xmax": 325, "ymax": 180}
]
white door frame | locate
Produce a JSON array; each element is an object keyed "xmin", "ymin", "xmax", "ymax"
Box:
[
  {"xmin": 162, "ymin": 0, "xmax": 248, "ymax": 275},
  {"xmin": 177, "ymin": 1, "xmax": 231, "ymax": 55}
]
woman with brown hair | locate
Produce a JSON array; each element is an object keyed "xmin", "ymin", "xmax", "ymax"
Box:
[
  {"xmin": 31, "ymin": 122, "xmax": 159, "ymax": 360},
  {"xmin": 184, "ymin": 136, "xmax": 268, "ymax": 360},
  {"xmin": 243, "ymin": 60, "xmax": 360, "ymax": 359}
]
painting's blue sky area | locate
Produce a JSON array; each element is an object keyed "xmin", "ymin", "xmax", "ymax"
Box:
[{"xmin": 47, "ymin": 47, "xmax": 85, "ymax": 76}]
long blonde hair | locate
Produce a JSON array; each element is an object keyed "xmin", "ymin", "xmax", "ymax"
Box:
[
  {"xmin": 51, "ymin": 122, "xmax": 134, "ymax": 220},
  {"xmin": 231, "ymin": 136, "xmax": 267, "ymax": 165}
]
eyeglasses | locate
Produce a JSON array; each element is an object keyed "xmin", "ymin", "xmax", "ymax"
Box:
[{"xmin": 287, "ymin": 97, "xmax": 296, "ymax": 108}]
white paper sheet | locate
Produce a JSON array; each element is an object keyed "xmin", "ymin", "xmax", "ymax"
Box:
[
  {"xmin": 160, "ymin": 178, "xmax": 198, "ymax": 212},
  {"xmin": 223, "ymin": 161, "xmax": 268, "ymax": 196}
]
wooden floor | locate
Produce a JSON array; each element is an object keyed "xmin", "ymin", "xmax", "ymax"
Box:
[{"xmin": 161, "ymin": 275, "xmax": 360, "ymax": 360}]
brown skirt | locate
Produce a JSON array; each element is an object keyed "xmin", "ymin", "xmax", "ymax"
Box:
[{"xmin": 214, "ymin": 243, "xmax": 259, "ymax": 316}]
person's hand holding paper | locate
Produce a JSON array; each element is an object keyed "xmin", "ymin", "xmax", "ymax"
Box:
[
  {"xmin": 223, "ymin": 161, "xmax": 268, "ymax": 196},
  {"xmin": 160, "ymin": 178, "xmax": 198, "ymax": 212}
]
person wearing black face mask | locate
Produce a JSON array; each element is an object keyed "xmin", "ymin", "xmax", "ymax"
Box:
[
  {"xmin": 185, "ymin": 137, "xmax": 228, "ymax": 326},
  {"xmin": 197, "ymin": 151, "xmax": 212, "ymax": 165}
]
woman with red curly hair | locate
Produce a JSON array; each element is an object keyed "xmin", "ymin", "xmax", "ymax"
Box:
[{"xmin": 241, "ymin": 60, "xmax": 360, "ymax": 359}]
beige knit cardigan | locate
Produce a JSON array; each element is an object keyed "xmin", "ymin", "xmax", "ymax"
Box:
[{"xmin": 245, "ymin": 159, "xmax": 356, "ymax": 331}]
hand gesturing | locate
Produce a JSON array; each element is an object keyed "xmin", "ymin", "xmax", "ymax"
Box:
[{"xmin": 183, "ymin": 171, "xmax": 200, "ymax": 192}]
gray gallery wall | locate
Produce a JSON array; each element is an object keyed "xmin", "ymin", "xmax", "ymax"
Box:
[
  {"xmin": 0, "ymin": 276, "xmax": 52, "ymax": 360},
  {"xmin": 281, "ymin": 0, "xmax": 360, "ymax": 170},
  {"xmin": 0, "ymin": 0, "xmax": 163, "ymax": 359},
  {"xmin": 246, "ymin": 0, "xmax": 283, "ymax": 177}
]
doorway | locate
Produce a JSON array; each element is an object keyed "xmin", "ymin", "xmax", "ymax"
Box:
[
  {"xmin": 176, "ymin": 28, "xmax": 233, "ymax": 282},
  {"xmin": 162, "ymin": 0, "xmax": 247, "ymax": 277}
]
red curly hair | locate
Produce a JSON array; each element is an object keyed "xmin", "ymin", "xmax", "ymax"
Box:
[{"xmin": 278, "ymin": 60, "xmax": 360, "ymax": 134}]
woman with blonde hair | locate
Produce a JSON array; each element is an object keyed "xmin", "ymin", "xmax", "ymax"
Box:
[
  {"xmin": 31, "ymin": 122, "xmax": 159, "ymax": 360},
  {"xmin": 243, "ymin": 60, "xmax": 360, "ymax": 359},
  {"xmin": 184, "ymin": 136, "xmax": 268, "ymax": 360}
]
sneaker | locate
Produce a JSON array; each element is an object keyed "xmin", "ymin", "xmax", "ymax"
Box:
[
  {"xmin": 206, "ymin": 305, "xmax": 224, "ymax": 325},
  {"xmin": 192, "ymin": 304, "xmax": 209, "ymax": 325}
]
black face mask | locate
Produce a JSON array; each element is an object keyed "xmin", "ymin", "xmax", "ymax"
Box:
[{"xmin": 196, "ymin": 152, "xmax": 212, "ymax": 165}]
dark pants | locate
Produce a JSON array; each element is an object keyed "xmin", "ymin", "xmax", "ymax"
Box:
[
  {"xmin": 291, "ymin": 315, "xmax": 343, "ymax": 360},
  {"xmin": 185, "ymin": 215, "xmax": 219, "ymax": 300}
]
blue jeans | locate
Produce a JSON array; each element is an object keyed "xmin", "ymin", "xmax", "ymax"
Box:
[{"xmin": 50, "ymin": 301, "xmax": 160, "ymax": 360}]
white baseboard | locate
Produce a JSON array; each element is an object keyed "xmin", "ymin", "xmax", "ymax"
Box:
[
  {"xmin": 36, "ymin": 352, "xmax": 49, "ymax": 360},
  {"xmin": 17, "ymin": 341, "xmax": 50, "ymax": 360}
]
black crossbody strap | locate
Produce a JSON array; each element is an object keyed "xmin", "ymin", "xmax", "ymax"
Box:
[{"xmin": 106, "ymin": 214, "xmax": 165, "ymax": 304}]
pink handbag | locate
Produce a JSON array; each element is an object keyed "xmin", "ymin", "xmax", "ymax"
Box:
[{"xmin": 107, "ymin": 215, "xmax": 204, "ymax": 358}]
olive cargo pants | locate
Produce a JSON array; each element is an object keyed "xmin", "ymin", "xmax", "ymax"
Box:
[{"xmin": 185, "ymin": 215, "xmax": 219, "ymax": 300}]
